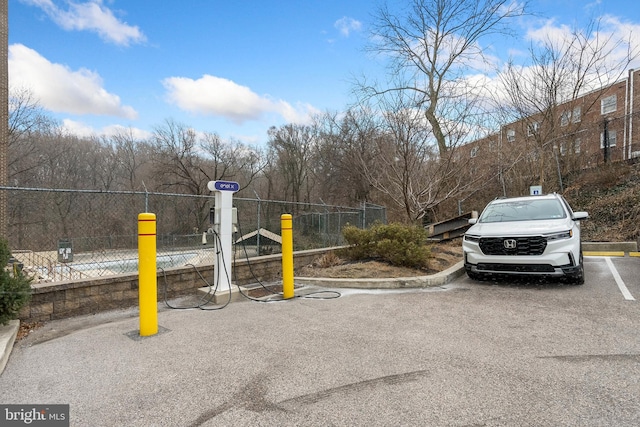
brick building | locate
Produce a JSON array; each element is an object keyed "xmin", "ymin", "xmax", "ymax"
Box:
[{"xmin": 456, "ymin": 68, "xmax": 640, "ymax": 195}]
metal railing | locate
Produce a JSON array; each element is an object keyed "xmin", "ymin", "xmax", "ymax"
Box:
[{"xmin": 425, "ymin": 211, "xmax": 478, "ymax": 241}]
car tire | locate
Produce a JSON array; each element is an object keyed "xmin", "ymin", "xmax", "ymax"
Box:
[
  {"xmin": 466, "ymin": 271, "xmax": 485, "ymax": 281},
  {"xmin": 567, "ymin": 254, "xmax": 585, "ymax": 285}
]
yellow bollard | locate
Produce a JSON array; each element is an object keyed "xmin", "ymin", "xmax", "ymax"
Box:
[
  {"xmin": 281, "ymin": 214, "xmax": 294, "ymax": 299},
  {"xmin": 138, "ymin": 213, "xmax": 158, "ymax": 336}
]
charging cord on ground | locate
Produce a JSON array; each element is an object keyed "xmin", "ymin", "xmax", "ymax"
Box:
[
  {"xmin": 234, "ymin": 220, "xmax": 341, "ymax": 301},
  {"xmin": 162, "ymin": 228, "xmax": 232, "ymax": 310},
  {"xmin": 162, "ymin": 217, "xmax": 342, "ymax": 309}
]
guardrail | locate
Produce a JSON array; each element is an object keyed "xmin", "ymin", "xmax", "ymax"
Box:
[{"xmin": 425, "ymin": 211, "xmax": 478, "ymax": 241}]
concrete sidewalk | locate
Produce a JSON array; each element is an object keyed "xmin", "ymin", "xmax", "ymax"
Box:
[{"xmin": 0, "ymin": 320, "xmax": 19, "ymax": 375}]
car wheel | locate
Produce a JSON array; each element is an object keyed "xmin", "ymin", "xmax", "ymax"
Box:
[
  {"xmin": 466, "ymin": 271, "xmax": 485, "ymax": 281},
  {"xmin": 567, "ymin": 254, "xmax": 584, "ymax": 285}
]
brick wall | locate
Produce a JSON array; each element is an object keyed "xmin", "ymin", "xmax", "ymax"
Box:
[{"xmin": 19, "ymin": 248, "xmax": 331, "ymax": 323}]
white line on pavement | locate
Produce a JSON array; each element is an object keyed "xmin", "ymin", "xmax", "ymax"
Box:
[{"xmin": 605, "ymin": 257, "xmax": 635, "ymax": 301}]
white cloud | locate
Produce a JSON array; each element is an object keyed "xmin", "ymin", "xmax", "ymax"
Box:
[
  {"xmin": 162, "ymin": 74, "xmax": 318, "ymax": 125},
  {"xmin": 20, "ymin": 0, "xmax": 146, "ymax": 46},
  {"xmin": 9, "ymin": 43, "xmax": 138, "ymax": 119},
  {"xmin": 526, "ymin": 15, "xmax": 640, "ymax": 73},
  {"xmin": 525, "ymin": 18, "xmax": 571, "ymax": 45},
  {"xmin": 599, "ymin": 15, "xmax": 640, "ymax": 69},
  {"xmin": 334, "ymin": 17, "xmax": 362, "ymax": 37},
  {"xmin": 101, "ymin": 124, "xmax": 152, "ymax": 140},
  {"xmin": 62, "ymin": 119, "xmax": 151, "ymax": 139}
]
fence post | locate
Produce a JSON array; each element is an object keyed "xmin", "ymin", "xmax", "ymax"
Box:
[
  {"xmin": 254, "ymin": 191, "xmax": 261, "ymax": 255},
  {"xmin": 362, "ymin": 201, "xmax": 366, "ymax": 229}
]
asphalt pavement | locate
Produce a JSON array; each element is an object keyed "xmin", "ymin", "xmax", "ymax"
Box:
[
  {"xmin": 1, "ymin": 245, "xmax": 639, "ymax": 426},
  {"xmin": 2, "ymin": 256, "xmax": 640, "ymax": 426}
]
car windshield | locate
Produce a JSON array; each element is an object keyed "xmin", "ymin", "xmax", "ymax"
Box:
[{"xmin": 478, "ymin": 199, "xmax": 567, "ymax": 223}]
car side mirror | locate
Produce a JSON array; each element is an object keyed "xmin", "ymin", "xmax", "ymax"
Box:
[
  {"xmin": 573, "ymin": 211, "xmax": 588, "ymax": 220},
  {"xmin": 468, "ymin": 218, "xmax": 477, "ymax": 225}
]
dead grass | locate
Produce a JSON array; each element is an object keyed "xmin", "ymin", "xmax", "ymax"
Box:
[
  {"xmin": 296, "ymin": 239, "xmax": 463, "ymax": 279},
  {"xmin": 17, "ymin": 321, "xmax": 44, "ymax": 340},
  {"xmin": 566, "ymin": 161, "xmax": 640, "ymax": 242}
]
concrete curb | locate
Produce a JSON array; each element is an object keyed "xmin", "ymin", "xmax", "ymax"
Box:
[
  {"xmin": 296, "ymin": 261, "xmax": 466, "ymax": 289},
  {"xmin": 0, "ymin": 320, "xmax": 19, "ymax": 376},
  {"xmin": 583, "ymin": 241, "xmax": 638, "ymax": 256},
  {"xmin": 582, "ymin": 242, "xmax": 640, "ymax": 257}
]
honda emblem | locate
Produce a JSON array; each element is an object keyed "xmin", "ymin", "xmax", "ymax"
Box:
[{"xmin": 504, "ymin": 239, "xmax": 517, "ymax": 249}]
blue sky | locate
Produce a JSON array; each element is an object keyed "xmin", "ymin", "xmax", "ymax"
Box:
[{"xmin": 8, "ymin": 0, "xmax": 640, "ymax": 146}]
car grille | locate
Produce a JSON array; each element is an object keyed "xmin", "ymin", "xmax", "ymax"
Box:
[
  {"xmin": 479, "ymin": 236, "xmax": 547, "ymax": 255},
  {"xmin": 476, "ymin": 263, "xmax": 555, "ymax": 273}
]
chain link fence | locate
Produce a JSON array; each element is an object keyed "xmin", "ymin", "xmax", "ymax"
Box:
[{"xmin": 1, "ymin": 187, "xmax": 386, "ymax": 283}]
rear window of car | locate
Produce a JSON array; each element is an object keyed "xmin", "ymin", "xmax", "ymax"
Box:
[{"xmin": 478, "ymin": 199, "xmax": 567, "ymax": 223}]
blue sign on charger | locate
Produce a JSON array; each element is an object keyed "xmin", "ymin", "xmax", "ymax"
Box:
[{"xmin": 213, "ymin": 181, "xmax": 239, "ymax": 192}]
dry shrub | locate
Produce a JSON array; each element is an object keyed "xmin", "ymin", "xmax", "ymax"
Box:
[
  {"xmin": 566, "ymin": 161, "xmax": 640, "ymax": 242},
  {"xmin": 315, "ymin": 251, "xmax": 343, "ymax": 268}
]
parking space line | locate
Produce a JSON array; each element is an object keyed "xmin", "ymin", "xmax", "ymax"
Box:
[{"xmin": 605, "ymin": 257, "xmax": 635, "ymax": 301}]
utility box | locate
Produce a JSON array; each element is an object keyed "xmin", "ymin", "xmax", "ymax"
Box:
[{"xmin": 58, "ymin": 239, "xmax": 73, "ymax": 263}]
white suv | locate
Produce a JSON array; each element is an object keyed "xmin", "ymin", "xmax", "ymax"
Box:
[{"xmin": 463, "ymin": 193, "xmax": 588, "ymax": 284}]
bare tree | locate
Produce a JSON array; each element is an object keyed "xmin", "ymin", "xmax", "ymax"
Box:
[
  {"xmin": 266, "ymin": 123, "xmax": 316, "ymax": 207},
  {"xmin": 110, "ymin": 127, "xmax": 150, "ymax": 191},
  {"xmin": 313, "ymin": 109, "xmax": 378, "ymax": 205},
  {"xmin": 200, "ymin": 132, "xmax": 265, "ymax": 189},
  {"xmin": 8, "ymin": 88, "xmax": 61, "ymax": 185},
  {"xmin": 361, "ymin": 0, "xmax": 528, "ymax": 156},
  {"xmin": 359, "ymin": 91, "xmax": 480, "ymax": 222},
  {"xmin": 151, "ymin": 119, "xmax": 267, "ymax": 231},
  {"xmin": 499, "ymin": 17, "xmax": 639, "ymax": 190},
  {"xmin": 150, "ymin": 119, "xmax": 211, "ymax": 195}
]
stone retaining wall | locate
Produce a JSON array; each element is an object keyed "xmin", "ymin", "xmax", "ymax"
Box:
[{"xmin": 19, "ymin": 248, "xmax": 332, "ymax": 323}]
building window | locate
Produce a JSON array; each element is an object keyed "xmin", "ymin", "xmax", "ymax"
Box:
[
  {"xmin": 527, "ymin": 122, "xmax": 539, "ymax": 136},
  {"xmin": 601, "ymin": 95, "xmax": 617, "ymax": 114},
  {"xmin": 506, "ymin": 129, "xmax": 515, "ymax": 142},
  {"xmin": 600, "ymin": 130, "xmax": 617, "ymax": 148},
  {"xmin": 470, "ymin": 146, "xmax": 479, "ymax": 158},
  {"xmin": 559, "ymin": 142, "xmax": 567, "ymax": 156},
  {"xmin": 558, "ymin": 139, "xmax": 581, "ymax": 155},
  {"xmin": 561, "ymin": 107, "xmax": 581, "ymax": 126},
  {"xmin": 572, "ymin": 106, "xmax": 581, "ymax": 123}
]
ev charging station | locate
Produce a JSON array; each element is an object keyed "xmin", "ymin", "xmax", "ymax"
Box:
[{"xmin": 207, "ymin": 180, "xmax": 239, "ymax": 292}]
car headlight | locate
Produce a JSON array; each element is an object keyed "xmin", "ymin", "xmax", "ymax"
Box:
[
  {"xmin": 464, "ymin": 234, "xmax": 480, "ymax": 243},
  {"xmin": 545, "ymin": 230, "xmax": 573, "ymax": 241}
]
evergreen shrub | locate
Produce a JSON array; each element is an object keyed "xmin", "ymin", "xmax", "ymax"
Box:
[
  {"xmin": 0, "ymin": 238, "xmax": 32, "ymax": 325},
  {"xmin": 340, "ymin": 223, "xmax": 431, "ymax": 269}
]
